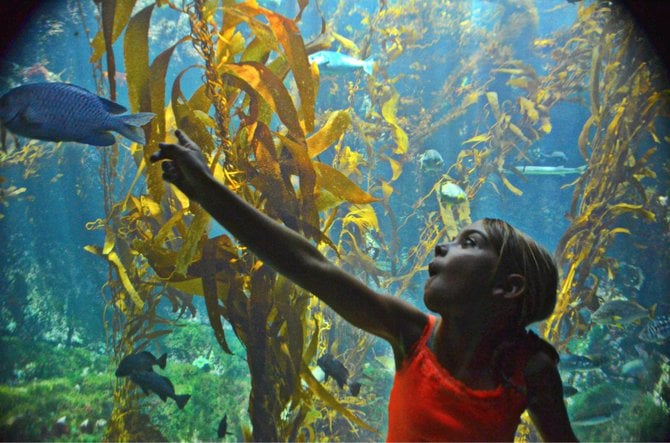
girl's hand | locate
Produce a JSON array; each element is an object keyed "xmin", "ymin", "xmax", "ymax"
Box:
[{"xmin": 150, "ymin": 129, "xmax": 213, "ymax": 201}]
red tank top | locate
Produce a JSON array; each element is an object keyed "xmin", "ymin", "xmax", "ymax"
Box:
[{"xmin": 387, "ymin": 315, "xmax": 529, "ymax": 442}]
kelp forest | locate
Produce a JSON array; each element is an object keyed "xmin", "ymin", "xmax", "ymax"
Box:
[{"xmin": 0, "ymin": 0, "xmax": 669, "ymax": 441}]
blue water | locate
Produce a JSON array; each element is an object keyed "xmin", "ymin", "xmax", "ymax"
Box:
[{"xmin": 1, "ymin": 0, "xmax": 669, "ymax": 441}]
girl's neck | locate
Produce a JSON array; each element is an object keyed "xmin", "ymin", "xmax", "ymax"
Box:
[{"xmin": 432, "ymin": 311, "xmax": 517, "ymax": 389}]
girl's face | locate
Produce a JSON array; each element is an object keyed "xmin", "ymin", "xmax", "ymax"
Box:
[{"xmin": 423, "ymin": 220, "xmax": 502, "ymax": 313}]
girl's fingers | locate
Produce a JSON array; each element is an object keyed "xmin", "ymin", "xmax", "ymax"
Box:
[
  {"xmin": 151, "ymin": 143, "xmax": 179, "ymax": 162},
  {"xmin": 175, "ymin": 129, "xmax": 198, "ymax": 151},
  {"xmin": 151, "ymin": 130, "xmax": 199, "ymax": 165}
]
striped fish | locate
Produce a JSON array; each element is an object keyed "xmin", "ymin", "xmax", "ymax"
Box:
[{"xmin": 639, "ymin": 315, "xmax": 670, "ymax": 343}]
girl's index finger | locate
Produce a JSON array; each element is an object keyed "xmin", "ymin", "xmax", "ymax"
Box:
[{"xmin": 174, "ymin": 129, "xmax": 199, "ymax": 151}]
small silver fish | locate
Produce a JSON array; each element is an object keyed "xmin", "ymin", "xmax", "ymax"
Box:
[
  {"xmin": 559, "ymin": 353, "xmax": 600, "ymax": 372},
  {"xmin": 507, "ymin": 165, "xmax": 587, "ymax": 176},
  {"xmin": 439, "ymin": 181, "xmax": 467, "ymax": 204},
  {"xmin": 569, "ymin": 401, "xmax": 622, "ymax": 427},
  {"xmin": 0, "ymin": 82, "xmax": 155, "ymax": 146},
  {"xmin": 621, "ymin": 358, "xmax": 646, "ymax": 378},
  {"xmin": 308, "ymin": 51, "xmax": 374, "ymax": 76},
  {"xmin": 418, "ymin": 149, "xmax": 444, "ymax": 172}
]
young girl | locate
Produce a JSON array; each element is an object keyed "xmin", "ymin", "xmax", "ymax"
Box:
[{"xmin": 151, "ymin": 130, "xmax": 577, "ymax": 442}]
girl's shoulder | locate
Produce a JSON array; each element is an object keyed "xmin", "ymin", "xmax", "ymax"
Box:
[
  {"xmin": 523, "ymin": 330, "xmax": 559, "ymax": 365},
  {"xmin": 522, "ymin": 331, "xmax": 562, "ymax": 387},
  {"xmin": 493, "ymin": 330, "xmax": 559, "ymax": 391}
]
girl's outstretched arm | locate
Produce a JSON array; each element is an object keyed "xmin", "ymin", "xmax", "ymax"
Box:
[{"xmin": 151, "ymin": 130, "xmax": 426, "ymax": 350}]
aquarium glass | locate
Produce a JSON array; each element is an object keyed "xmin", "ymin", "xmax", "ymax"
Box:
[{"xmin": 0, "ymin": 0, "xmax": 668, "ymax": 441}]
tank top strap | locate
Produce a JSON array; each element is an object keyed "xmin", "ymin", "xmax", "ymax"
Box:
[{"xmin": 417, "ymin": 315, "xmax": 437, "ymax": 348}]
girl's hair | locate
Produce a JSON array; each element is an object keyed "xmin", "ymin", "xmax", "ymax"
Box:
[{"xmin": 482, "ymin": 218, "xmax": 558, "ymax": 327}]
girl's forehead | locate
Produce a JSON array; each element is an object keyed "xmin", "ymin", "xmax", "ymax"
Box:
[
  {"xmin": 467, "ymin": 220, "xmax": 486, "ymax": 229},
  {"xmin": 460, "ymin": 220, "xmax": 487, "ymax": 234}
]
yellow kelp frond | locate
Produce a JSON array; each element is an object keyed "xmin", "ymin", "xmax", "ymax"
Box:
[
  {"xmin": 333, "ymin": 145, "xmax": 366, "ymax": 180},
  {"xmin": 84, "ymin": 245, "xmax": 144, "ymax": 312},
  {"xmin": 171, "ymin": 70, "xmax": 216, "ymax": 154},
  {"xmin": 486, "ymin": 91, "xmax": 501, "ymax": 120},
  {"xmin": 224, "ymin": 62, "xmax": 304, "ymax": 136},
  {"xmin": 275, "ymin": 133, "xmax": 321, "ymax": 238},
  {"xmin": 518, "ymin": 97, "xmax": 539, "ymax": 124},
  {"xmin": 173, "ymin": 205, "xmax": 211, "ymax": 279},
  {"xmin": 332, "ymin": 31, "xmax": 361, "ymax": 56},
  {"xmin": 307, "ymin": 110, "xmax": 351, "ymax": 158},
  {"xmin": 90, "ymin": 0, "xmax": 137, "ymax": 63},
  {"xmin": 341, "ymin": 204, "xmax": 380, "ymax": 234},
  {"xmin": 123, "ymin": 4, "xmax": 153, "ymax": 114},
  {"xmin": 314, "ymin": 162, "xmax": 378, "ymax": 205},
  {"xmin": 385, "ymin": 154, "xmax": 403, "ymax": 182},
  {"xmin": 224, "ymin": 2, "xmax": 316, "ymax": 132},
  {"xmin": 199, "ymin": 235, "xmax": 241, "ymax": 355},
  {"xmin": 381, "ymin": 89, "xmax": 409, "ymax": 155}
]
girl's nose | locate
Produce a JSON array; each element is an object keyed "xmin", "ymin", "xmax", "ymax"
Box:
[{"xmin": 435, "ymin": 243, "xmax": 448, "ymax": 257}]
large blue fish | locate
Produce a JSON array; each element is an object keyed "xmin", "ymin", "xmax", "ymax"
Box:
[
  {"xmin": 308, "ymin": 51, "xmax": 374, "ymax": 76},
  {"xmin": 0, "ymin": 82, "xmax": 155, "ymax": 146}
]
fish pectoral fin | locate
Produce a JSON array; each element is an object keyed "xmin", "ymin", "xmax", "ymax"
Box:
[
  {"xmin": 80, "ymin": 132, "xmax": 116, "ymax": 146},
  {"xmin": 157, "ymin": 353, "xmax": 168, "ymax": 369},
  {"xmin": 158, "ymin": 393, "xmax": 168, "ymax": 402},
  {"xmin": 20, "ymin": 106, "xmax": 48, "ymax": 129}
]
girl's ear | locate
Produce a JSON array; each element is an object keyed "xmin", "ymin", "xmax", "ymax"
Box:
[{"xmin": 492, "ymin": 273, "xmax": 526, "ymax": 299}]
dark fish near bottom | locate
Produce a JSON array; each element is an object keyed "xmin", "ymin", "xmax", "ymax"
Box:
[
  {"xmin": 130, "ymin": 371, "xmax": 190, "ymax": 409},
  {"xmin": 562, "ymin": 385, "xmax": 579, "ymax": 397},
  {"xmin": 218, "ymin": 414, "xmax": 233, "ymax": 438},
  {"xmin": 0, "ymin": 82, "xmax": 155, "ymax": 146},
  {"xmin": 317, "ymin": 353, "xmax": 362, "ymax": 396}
]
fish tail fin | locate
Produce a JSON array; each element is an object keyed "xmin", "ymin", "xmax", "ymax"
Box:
[
  {"xmin": 363, "ymin": 57, "xmax": 375, "ymax": 76},
  {"xmin": 157, "ymin": 353, "xmax": 168, "ymax": 370},
  {"xmin": 175, "ymin": 394, "xmax": 191, "ymax": 410},
  {"xmin": 116, "ymin": 112, "xmax": 156, "ymax": 144}
]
